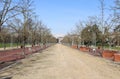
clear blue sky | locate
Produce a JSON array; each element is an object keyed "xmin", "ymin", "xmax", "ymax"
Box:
[{"xmin": 34, "ymin": 0, "xmax": 113, "ymax": 37}]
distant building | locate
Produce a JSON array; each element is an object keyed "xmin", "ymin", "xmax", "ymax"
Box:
[{"xmin": 57, "ymin": 37, "xmax": 64, "ymax": 43}]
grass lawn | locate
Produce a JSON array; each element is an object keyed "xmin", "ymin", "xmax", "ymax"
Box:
[
  {"xmin": 0, "ymin": 43, "xmax": 21, "ymax": 48},
  {"xmin": 111, "ymin": 46, "xmax": 120, "ymax": 51},
  {"xmin": 104, "ymin": 46, "xmax": 120, "ymax": 51}
]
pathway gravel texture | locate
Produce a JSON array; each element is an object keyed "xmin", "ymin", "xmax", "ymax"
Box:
[{"xmin": 0, "ymin": 44, "xmax": 120, "ymax": 79}]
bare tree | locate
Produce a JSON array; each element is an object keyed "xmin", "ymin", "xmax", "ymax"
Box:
[
  {"xmin": 7, "ymin": 18, "xmax": 23, "ymax": 48},
  {"xmin": 62, "ymin": 34, "xmax": 72, "ymax": 46},
  {"xmin": 18, "ymin": 0, "xmax": 34, "ymax": 48},
  {"xmin": 0, "ymin": 0, "xmax": 20, "ymax": 49},
  {"xmin": 98, "ymin": 0, "xmax": 114, "ymax": 47},
  {"xmin": 0, "ymin": 27, "xmax": 10, "ymax": 49},
  {"xmin": 0, "ymin": 0, "xmax": 20, "ymax": 31},
  {"xmin": 113, "ymin": 0, "xmax": 120, "ymax": 23},
  {"xmin": 99, "ymin": 0, "xmax": 105, "ymax": 34}
]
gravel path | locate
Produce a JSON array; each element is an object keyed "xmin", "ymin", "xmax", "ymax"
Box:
[{"xmin": 0, "ymin": 44, "xmax": 120, "ymax": 79}]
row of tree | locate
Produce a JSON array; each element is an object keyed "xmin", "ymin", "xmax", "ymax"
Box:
[
  {"xmin": 0, "ymin": 0, "xmax": 57, "ymax": 49},
  {"xmin": 62, "ymin": 0, "xmax": 120, "ymax": 47}
]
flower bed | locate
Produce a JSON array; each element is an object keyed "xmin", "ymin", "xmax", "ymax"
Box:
[
  {"xmin": 72, "ymin": 45, "xmax": 78, "ymax": 49},
  {"xmin": 114, "ymin": 53, "xmax": 120, "ymax": 62},
  {"xmin": 0, "ymin": 46, "xmax": 42, "ymax": 62},
  {"xmin": 79, "ymin": 47, "xmax": 89, "ymax": 52},
  {"xmin": 102, "ymin": 50, "xmax": 117, "ymax": 60}
]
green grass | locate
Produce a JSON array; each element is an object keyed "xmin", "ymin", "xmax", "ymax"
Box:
[
  {"xmin": 0, "ymin": 43, "xmax": 21, "ymax": 48},
  {"xmin": 104, "ymin": 46, "xmax": 120, "ymax": 51},
  {"xmin": 110, "ymin": 47, "xmax": 120, "ymax": 50}
]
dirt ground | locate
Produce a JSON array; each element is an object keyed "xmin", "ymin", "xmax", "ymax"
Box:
[{"xmin": 0, "ymin": 44, "xmax": 120, "ymax": 79}]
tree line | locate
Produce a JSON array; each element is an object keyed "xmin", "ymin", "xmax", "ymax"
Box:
[
  {"xmin": 62, "ymin": 0, "xmax": 120, "ymax": 48},
  {"xmin": 0, "ymin": 0, "xmax": 57, "ymax": 49}
]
